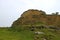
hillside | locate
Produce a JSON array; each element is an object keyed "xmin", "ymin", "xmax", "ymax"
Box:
[
  {"xmin": 0, "ymin": 27, "xmax": 60, "ymax": 40},
  {"xmin": 0, "ymin": 9, "xmax": 60, "ymax": 40}
]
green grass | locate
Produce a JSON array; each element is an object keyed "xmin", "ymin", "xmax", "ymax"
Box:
[
  {"xmin": 0, "ymin": 28, "xmax": 34, "ymax": 40},
  {"xmin": 0, "ymin": 27, "xmax": 60, "ymax": 40}
]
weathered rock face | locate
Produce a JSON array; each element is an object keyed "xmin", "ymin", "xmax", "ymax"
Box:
[
  {"xmin": 11, "ymin": 9, "xmax": 60, "ymax": 29},
  {"xmin": 11, "ymin": 9, "xmax": 46, "ymax": 28}
]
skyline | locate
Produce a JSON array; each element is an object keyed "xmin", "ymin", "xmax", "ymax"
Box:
[{"xmin": 0, "ymin": 0, "xmax": 60, "ymax": 27}]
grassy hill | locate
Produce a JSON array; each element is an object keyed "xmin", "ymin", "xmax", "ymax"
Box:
[
  {"xmin": 0, "ymin": 27, "xmax": 60, "ymax": 40},
  {"xmin": 0, "ymin": 9, "xmax": 60, "ymax": 40}
]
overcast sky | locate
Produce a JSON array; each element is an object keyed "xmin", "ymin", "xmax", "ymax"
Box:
[{"xmin": 0, "ymin": 0, "xmax": 60, "ymax": 27}]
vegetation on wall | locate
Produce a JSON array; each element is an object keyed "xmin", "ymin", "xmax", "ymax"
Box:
[{"xmin": 11, "ymin": 9, "xmax": 60, "ymax": 30}]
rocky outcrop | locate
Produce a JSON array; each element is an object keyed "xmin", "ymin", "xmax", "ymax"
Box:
[{"xmin": 11, "ymin": 9, "xmax": 60, "ymax": 29}]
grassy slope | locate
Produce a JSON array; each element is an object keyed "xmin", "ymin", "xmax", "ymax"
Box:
[
  {"xmin": 0, "ymin": 28, "xmax": 34, "ymax": 40},
  {"xmin": 0, "ymin": 28, "xmax": 60, "ymax": 40}
]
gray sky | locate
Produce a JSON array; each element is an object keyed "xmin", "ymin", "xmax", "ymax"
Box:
[{"xmin": 0, "ymin": 0, "xmax": 60, "ymax": 27}]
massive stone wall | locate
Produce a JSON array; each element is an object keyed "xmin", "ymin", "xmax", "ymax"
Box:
[{"xmin": 11, "ymin": 9, "xmax": 60, "ymax": 28}]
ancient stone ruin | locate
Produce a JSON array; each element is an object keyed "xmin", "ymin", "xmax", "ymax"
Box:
[{"xmin": 11, "ymin": 9, "xmax": 60, "ymax": 30}]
